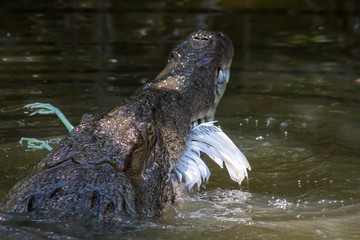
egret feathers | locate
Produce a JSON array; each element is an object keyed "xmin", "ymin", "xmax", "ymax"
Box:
[{"xmin": 175, "ymin": 122, "xmax": 251, "ymax": 191}]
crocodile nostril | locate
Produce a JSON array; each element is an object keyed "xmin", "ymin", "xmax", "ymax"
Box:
[
  {"xmin": 189, "ymin": 33, "xmax": 212, "ymax": 49},
  {"xmin": 194, "ymin": 36, "xmax": 209, "ymax": 41}
]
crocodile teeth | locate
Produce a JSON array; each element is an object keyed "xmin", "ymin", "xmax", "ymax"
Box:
[
  {"xmin": 217, "ymin": 68, "xmax": 230, "ymax": 84},
  {"xmin": 175, "ymin": 121, "xmax": 251, "ymax": 191}
]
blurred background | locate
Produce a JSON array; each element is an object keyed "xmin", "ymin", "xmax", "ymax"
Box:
[{"xmin": 0, "ymin": 0, "xmax": 359, "ymax": 239}]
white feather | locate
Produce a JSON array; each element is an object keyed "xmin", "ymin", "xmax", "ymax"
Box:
[
  {"xmin": 174, "ymin": 121, "xmax": 251, "ymax": 191},
  {"xmin": 190, "ymin": 141, "xmax": 224, "ymax": 167},
  {"xmin": 185, "ymin": 151, "xmax": 209, "ymax": 181},
  {"xmin": 175, "ymin": 169, "xmax": 182, "ymax": 182}
]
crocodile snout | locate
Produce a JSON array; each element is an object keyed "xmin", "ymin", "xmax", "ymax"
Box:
[{"xmin": 188, "ymin": 31, "xmax": 213, "ymax": 49}]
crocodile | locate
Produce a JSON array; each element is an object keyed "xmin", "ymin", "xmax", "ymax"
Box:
[{"xmin": 1, "ymin": 30, "xmax": 250, "ymax": 222}]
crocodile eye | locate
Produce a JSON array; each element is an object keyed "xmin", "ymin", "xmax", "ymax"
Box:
[
  {"xmin": 169, "ymin": 50, "xmax": 181, "ymax": 62},
  {"xmin": 146, "ymin": 122, "xmax": 153, "ymax": 136},
  {"xmin": 124, "ymin": 122, "xmax": 157, "ymax": 176},
  {"xmin": 146, "ymin": 122, "xmax": 156, "ymax": 145}
]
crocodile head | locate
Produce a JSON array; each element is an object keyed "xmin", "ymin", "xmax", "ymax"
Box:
[
  {"xmin": 152, "ymin": 30, "xmax": 234, "ymax": 124},
  {"xmin": 135, "ymin": 31, "xmax": 249, "ymax": 194},
  {"xmin": 148, "ymin": 31, "xmax": 249, "ymax": 192}
]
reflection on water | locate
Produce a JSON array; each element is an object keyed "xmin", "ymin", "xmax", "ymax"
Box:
[{"xmin": 1, "ymin": 0, "xmax": 360, "ymax": 239}]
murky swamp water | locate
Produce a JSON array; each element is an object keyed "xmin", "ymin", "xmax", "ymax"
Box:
[{"xmin": 0, "ymin": 1, "xmax": 359, "ymax": 239}]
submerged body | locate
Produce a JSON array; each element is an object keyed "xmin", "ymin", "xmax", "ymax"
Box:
[{"xmin": 1, "ymin": 30, "xmax": 248, "ymax": 222}]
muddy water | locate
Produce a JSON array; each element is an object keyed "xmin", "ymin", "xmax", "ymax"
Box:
[{"xmin": 0, "ymin": 1, "xmax": 360, "ymax": 239}]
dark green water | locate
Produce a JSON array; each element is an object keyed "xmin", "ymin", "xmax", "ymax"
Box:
[{"xmin": 1, "ymin": 1, "xmax": 360, "ymax": 239}]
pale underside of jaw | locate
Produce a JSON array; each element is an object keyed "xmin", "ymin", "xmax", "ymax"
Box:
[
  {"xmin": 218, "ymin": 68, "xmax": 230, "ymax": 84},
  {"xmin": 174, "ymin": 68, "xmax": 251, "ymax": 191},
  {"xmin": 191, "ymin": 68, "xmax": 230, "ymax": 125}
]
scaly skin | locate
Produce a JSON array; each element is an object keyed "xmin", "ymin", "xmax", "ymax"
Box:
[{"xmin": 1, "ymin": 30, "xmax": 234, "ymax": 222}]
